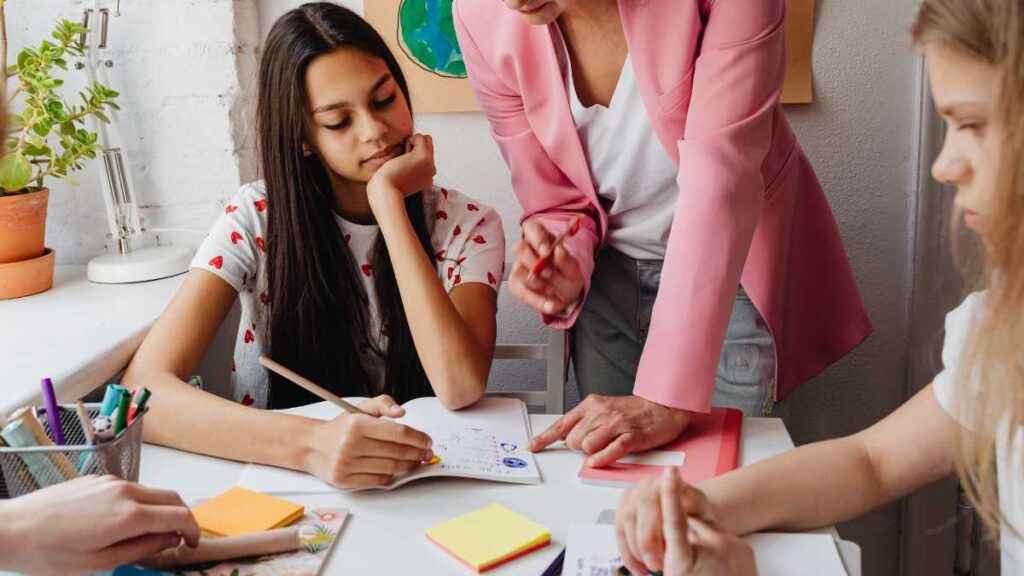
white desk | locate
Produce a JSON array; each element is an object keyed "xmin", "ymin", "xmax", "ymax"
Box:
[
  {"xmin": 140, "ymin": 410, "xmax": 858, "ymax": 575},
  {"xmin": 0, "ymin": 266, "xmax": 184, "ymax": 416}
]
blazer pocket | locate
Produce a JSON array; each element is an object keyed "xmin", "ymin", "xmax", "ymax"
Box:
[{"xmin": 657, "ymin": 68, "xmax": 696, "ymax": 115}]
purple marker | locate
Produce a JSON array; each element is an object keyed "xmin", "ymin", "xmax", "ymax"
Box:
[{"xmin": 40, "ymin": 377, "xmax": 65, "ymax": 445}]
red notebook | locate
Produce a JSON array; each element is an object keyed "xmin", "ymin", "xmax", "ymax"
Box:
[{"xmin": 578, "ymin": 407, "xmax": 742, "ymax": 487}]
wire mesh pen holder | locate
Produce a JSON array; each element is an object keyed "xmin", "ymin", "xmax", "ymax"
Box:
[{"xmin": 0, "ymin": 403, "xmax": 146, "ymax": 499}]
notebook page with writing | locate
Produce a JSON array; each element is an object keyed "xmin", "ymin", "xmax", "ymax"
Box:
[
  {"xmin": 383, "ymin": 396, "xmax": 540, "ymax": 489},
  {"xmin": 237, "ymin": 397, "xmax": 539, "ymax": 494}
]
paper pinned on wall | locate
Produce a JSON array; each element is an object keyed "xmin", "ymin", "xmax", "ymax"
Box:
[
  {"xmin": 365, "ymin": 0, "xmax": 479, "ymax": 113},
  {"xmin": 782, "ymin": 0, "xmax": 816, "ymax": 104}
]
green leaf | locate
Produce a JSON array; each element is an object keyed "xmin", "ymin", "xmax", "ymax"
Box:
[
  {"xmin": 0, "ymin": 153, "xmax": 33, "ymax": 192},
  {"xmin": 23, "ymin": 144, "xmax": 50, "ymax": 157},
  {"xmin": 16, "ymin": 50, "xmax": 32, "ymax": 70},
  {"xmin": 32, "ymin": 119, "xmax": 53, "ymax": 137},
  {"xmin": 92, "ymin": 110, "xmax": 110, "ymax": 124}
]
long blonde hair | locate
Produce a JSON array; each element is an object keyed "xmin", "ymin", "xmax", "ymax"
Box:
[{"xmin": 914, "ymin": 0, "xmax": 1024, "ymax": 540}]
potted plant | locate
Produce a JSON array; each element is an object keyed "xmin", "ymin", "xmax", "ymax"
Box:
[{"xmin": 0, "ymin": 12, "xmax": 118, "ymax": 299}]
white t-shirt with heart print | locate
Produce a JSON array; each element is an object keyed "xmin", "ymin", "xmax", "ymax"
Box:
[{"xmin": 191, "ymin": 181, "xmax": 506, "ymax": 408}]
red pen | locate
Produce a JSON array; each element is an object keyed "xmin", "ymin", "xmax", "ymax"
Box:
[{"xmin": 528, "ymin": 217, "xmax": 582, "ymax": 282}]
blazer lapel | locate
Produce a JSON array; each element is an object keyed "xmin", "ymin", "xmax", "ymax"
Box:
[
  {"xmin": 619, "ymin": 0, "xmax": 702, "ymax": 164},
  {"xmin": 518, "ymin": 22, "xmax": 599, "ymax": 205}
]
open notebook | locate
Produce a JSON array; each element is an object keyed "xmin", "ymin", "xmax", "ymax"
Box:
[
  {"xmin": 561, "ymin": 524, "xmax": 849, "ymax": 576},
  {"xmin": 238, "ymin": 397, "xmax": 541, "ymax": 493}
]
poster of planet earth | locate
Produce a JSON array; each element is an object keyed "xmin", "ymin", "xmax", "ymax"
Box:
[
  {"xmin": 366, "ymin": 0, "xmax": 479, "ymax": 113},
  {"xmin": 365, "ymin": 0, "xmax": 815, "ymax": 113}
]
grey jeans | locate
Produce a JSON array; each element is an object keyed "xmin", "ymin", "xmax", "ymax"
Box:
[{"xmin": 571, "ymin": 248, "xmax": 776, "ymax": 416}]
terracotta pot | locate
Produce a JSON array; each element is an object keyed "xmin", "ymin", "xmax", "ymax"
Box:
[
  {"xmin": 0, "ymin": 188, "xmax": 49, "ymax": 264},
  {"xmin": 0, "ymin": 247, "xmax": 55, "ymax": 300}
]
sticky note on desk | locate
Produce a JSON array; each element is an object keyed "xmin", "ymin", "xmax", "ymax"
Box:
[
  {"xmin": 426, "ymin": 503, "xmax": 550, "ymax": 572},
  {"xmin": 191, "ymin": 487, "xmax": 304, "ymax": 537}
]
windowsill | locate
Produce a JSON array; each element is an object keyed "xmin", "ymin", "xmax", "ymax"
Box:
[{"xmin": 0, "ymin": 266, "xmax": 185, "ymax": 416}]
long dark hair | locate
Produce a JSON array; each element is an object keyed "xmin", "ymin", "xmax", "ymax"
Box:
[{"xmin": 258, "ymin": 2, "xmax": 433, "ymax": 408}]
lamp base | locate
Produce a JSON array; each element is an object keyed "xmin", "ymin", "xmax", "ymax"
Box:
[{"xmin": 87, "ymin": 245, "xmax": 193, "ymax": 284}]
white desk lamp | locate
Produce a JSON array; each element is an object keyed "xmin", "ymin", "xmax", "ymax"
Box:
[{"xmin": 81, "ymin": 3, "xmax": 192, "ymax": 284}]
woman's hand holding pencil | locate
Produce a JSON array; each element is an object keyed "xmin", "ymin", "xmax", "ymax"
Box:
[
  {"xmin": 259, "ymin": 356, "xmax": 435, "ymax": 490},
  {"xmin": 510, "ymin": 217, "xmax": 586, "ymax": 316}
]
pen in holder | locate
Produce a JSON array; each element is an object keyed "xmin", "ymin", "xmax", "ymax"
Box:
[{"xmin": 0, "ymin": 403, "xmax": 147, "ymax": 499}]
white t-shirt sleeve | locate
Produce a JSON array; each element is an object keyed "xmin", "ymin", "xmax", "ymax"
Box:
[
  {"xmin": 932, "ymin": 292, "xmax": 986, "ymax": 428},
  {"xmin": 191, "ymin": 185, "xmax": 267, "ymax": 292},
  {"xmin": 433, "ymin": 189, "xmax": 506, "ymax": 293}
]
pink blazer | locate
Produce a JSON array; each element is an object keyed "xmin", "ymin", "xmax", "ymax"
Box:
[{"xmin": 454, "ymin": 0, "xmax": 872, "ymax": 412}]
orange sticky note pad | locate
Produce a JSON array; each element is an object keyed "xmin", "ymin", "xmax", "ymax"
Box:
[
  {"xmin": 191, "ymin": 487, "xmax": 304, "ymax": 538},
  {"xmin": 426, "ymin": 503, "xmax": 550, "ymax": 572}
]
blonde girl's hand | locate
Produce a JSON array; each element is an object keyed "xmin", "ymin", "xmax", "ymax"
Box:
[
  {"xmin": 368, "ymin": 133, "xmax": 436, "ymax": 202},
  {"xmin": 618, "ymin": 468, "xmax": 756, "ymax": 576},
  {"xmin": 305, "ymin": 395, "xmax": 434, "ymax": 489}
]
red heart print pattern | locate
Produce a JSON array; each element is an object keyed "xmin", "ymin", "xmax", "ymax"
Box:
[
  {"xmin": 487, "ymin": 272, "xmax": 497, "ymax": 285},
  {"xmin": 230, "ymin": 231, "xmax": 242, "ymax": 245},
  {"xmin": 244, "ymin": 329, "xmax": 254, "ymax": 343},
  {"xmin": 225, "ymin": 205, "xmax": 238, "ymax": 214},
  {"xmin": 453, "ymin": 225, "xmax": 462, "ymax": 237},
  {"xmin": 467, "ymin": 203, "xmax": 479, "ymax": 212},
  {"xmin": 260, "ymin": 292, "xmax": 270, "ymax": 305},
  {"xmin": 454, "ymin": 275, "xmax": 462, "ymax": 285},
  {"xmin": 436, "ymin": 210, "xmax": 448, "ymax": 220},
  {"xmin": 441, "ymin": 188, "xmax": 449, "ymax": 199},
  {"xmin": 435, "ymin": 250, "xmax": 446, "ymax": 261},
  {"xmin": 254, "ymin": 199, "xmax": 267, "ymax": 212},
  {"xmin": 209, "ymin": 256, "xmax": 223, "ymax": 269},
  {"xmin": 255, "ymin": 236, "xmax": 265, "ymax": 252},
  {"xmin": 361, "ymin": 264, "xmax": 374, "ymax": 277},
  {"xmin": 241, "ymin": 394, "xmax": 254, "ymax": 406},
  {"xmin": 472, "ymin": 235, "xmax": 486, "ymax": 245},
  {"xmin": 447, "ymin": 266, "xmax": 454, "ymax": 280}
]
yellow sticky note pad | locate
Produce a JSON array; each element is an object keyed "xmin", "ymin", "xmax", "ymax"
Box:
[
  {"xmin": 426, "ymin": 503, "xmax": 550, "ymax": 572},
  {"xmin": 192, "ymin": 487, "xmax": 304, "ymax": 537}
]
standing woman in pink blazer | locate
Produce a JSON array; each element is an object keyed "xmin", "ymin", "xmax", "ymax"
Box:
[{"xmin": 454, "ymin": 0, "xmax": 872, "ymax": 466}]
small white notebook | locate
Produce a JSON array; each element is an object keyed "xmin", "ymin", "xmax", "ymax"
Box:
[
  {"xmin": 237, "ymin": 397, "xmax": 541, "ymax": 493},
  {"xmin": 561, "ymin": 524, "xmax": 849, "ymax": 576}
]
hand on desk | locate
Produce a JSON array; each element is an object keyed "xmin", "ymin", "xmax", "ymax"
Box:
[
  {"xmin": 0, "ymin": 474, "xmax": 200, "ymax": 576},
  {"xmin": 616, "ymin": 469, "xmax": 756, "ymax": 576},
  {"xmin": 305, "ymin": 394, "xmax": 435, "ymax": 489},
  {"xmin": 529, "ymin": 394, "xmax": 691, "ymax": 467}
]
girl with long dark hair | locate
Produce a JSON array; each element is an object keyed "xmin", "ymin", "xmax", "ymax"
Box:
[{"xmin": 123, "ymin": 2, "xmax": 505, "ymax": 490}]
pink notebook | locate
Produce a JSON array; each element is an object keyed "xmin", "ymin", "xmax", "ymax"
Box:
[{"xmin": 578, "ymin": 408, "xmax": 742, "ymax": 487}]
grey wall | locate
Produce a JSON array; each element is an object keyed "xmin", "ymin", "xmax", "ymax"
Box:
[{"xmin": 773, "ymin": 2, "xmax": 923, "ymax": 575}]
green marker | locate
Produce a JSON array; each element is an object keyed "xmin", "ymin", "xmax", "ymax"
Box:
[{"xmin": 112, "ymin": 389, "xmax": 131, "ymax": 436}]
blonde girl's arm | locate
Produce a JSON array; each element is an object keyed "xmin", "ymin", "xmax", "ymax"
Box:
[{"xmin": 704, "ymin": 384, "xmax": 959, "ymax": 534}]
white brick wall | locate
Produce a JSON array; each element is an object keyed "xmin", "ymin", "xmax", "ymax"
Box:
[{"xmin": 7, "ymin": 0, "xmax": 256, "ymax": 259}]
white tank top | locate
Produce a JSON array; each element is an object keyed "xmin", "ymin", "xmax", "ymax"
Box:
[{"xmin": 562, "ymin": 38, "xmax": 680, "ymax": 260}]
